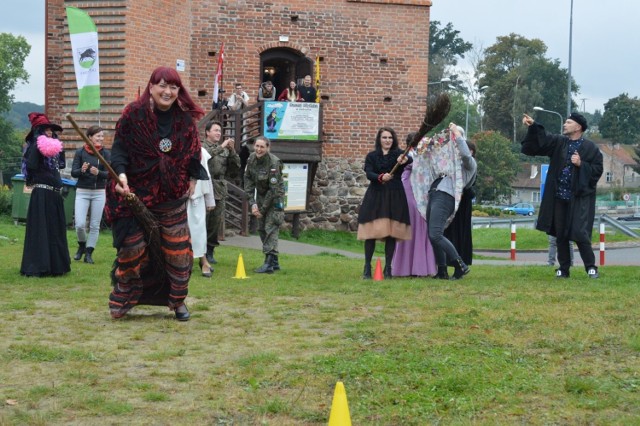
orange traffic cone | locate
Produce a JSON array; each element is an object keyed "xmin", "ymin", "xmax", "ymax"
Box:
[
  {"xmin": 373, "ymin": 257, "xmax": 384, "ymax": 281},
  {"xmin": 328, "ymin": 381, "xmax": 352, "ymax": 426},
  {"xmin": 233, "ymin": 253, "xmax": 248, "ymax": 279}
]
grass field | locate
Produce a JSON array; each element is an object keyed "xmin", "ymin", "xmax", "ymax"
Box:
[{"xmin": 1, "ymin": 216, "xmax": 638, "ymax": 425}]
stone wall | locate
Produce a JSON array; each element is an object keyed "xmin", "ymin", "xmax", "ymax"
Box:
[{"xmin": 284, "ymin": 156, "xmax": 369, "ymax": 232}]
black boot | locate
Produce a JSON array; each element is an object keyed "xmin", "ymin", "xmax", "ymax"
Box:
[
  {"xmin": 383, "ymin": 264, "xmax": 392, "ymax": 279},
  {"xmin": 74, "ymin": 242, "xmax": 86, "ymax": 261},
  {"xmin": 255, "ymin": 254, "xmax": 274, "ymax": 274},
  {"xmin": 362, "ymin": 263, "xmax": 372, "ymax": 279},
  {"xmin": 206, "ymin": 246, "xmax": 216, "ymax": 264},
  {"xmin": 451, "ymin": 258, "xmax": 470, "ymax": 280},
  {"xmin": 434, "ymin": 265, "xmax": 449, "ymax": 280},
  {"xmin": 84, "ymin": 247, "xmax": 95, "ymax": 264},
  {"xmin": 271, "ymin": 255, "xmax": 280, "ymax": 271}
]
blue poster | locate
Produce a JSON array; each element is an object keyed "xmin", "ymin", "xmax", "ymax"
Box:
[{"xmin": 263, "ymin": 101, "xmax": 319, "ymax": 140}]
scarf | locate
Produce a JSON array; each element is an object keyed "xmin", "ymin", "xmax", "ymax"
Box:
[{"xmin": 410, "ymin": 130, "xmax": 464, "ymax": 226}]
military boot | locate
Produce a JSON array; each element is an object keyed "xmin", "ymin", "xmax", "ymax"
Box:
[
  {"xmin": 255, "ymin": 254, "xmax": 274, "ymax": 274},
  {"xmin": 271, "ymin": 255, "xmax": 280, "ymax": 271}
]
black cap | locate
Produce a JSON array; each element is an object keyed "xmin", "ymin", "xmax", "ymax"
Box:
[{"xmin": 568, "ymin": 112, "xmax": 588, "ymax": 131}]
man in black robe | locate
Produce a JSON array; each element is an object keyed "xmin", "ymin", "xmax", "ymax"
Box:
[{"xmin": 521, "ymin": 112, "xmax": 603, "ymax": 279}]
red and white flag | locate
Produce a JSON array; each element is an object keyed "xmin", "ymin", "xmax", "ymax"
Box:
[{"xmin": 212, "ymin": 43, "xmax": 224, "ymax": 104}]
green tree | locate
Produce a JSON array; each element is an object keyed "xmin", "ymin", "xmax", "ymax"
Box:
[
  {"xmin": 0, "ymin": 33, "xmax": 31, "ymax": 183},
  {"xmin": 429, "ymin": 21, "xmax": 472, "ymax": 86},
  {"xmin": 599, "ymin": 94, "xmax": 640, "ymax": 144},
  {"xmin": 0, "ymin": 33, "xmax": 31, "ymax": 113},
  {"xmin": 471, "ymin": 131, "xmax": 519, "ymax": 204},
  {"xmin": 478, "ymin": 34, "xmax": 578, "ymax": 142}
]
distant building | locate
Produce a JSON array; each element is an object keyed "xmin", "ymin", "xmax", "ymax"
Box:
[{"xmin": 598, "ymin": 143, "xmax": 640, "ymax": 189}]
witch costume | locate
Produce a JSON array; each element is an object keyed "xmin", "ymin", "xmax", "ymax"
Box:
[
  {"xmin": 20, "ymin": 113, "xmax": 71, "ymax": 277},
  {"xmin": 105, "ymin": 101, "xmax": 208, "ymax": 319}
]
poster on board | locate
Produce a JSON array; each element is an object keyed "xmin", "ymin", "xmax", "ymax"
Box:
[
  {"xmin": 263, "ymin": 101, "xmax": 319, "ymax": 140},
  {"xmin": 283, "ymin": 163, "xmax": 309, "ymax": 211}
]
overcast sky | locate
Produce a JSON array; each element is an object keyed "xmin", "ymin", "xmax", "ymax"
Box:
[{"xmin": 4, "ymin": 0, "xmax": 637, "ymax": 114}]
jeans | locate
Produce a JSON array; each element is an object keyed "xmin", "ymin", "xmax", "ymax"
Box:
[
  {"xmin": 426, "ymin": 190, "xmax": 460, "ymax": 266},
  {"xmin": 74, "ymin": 189, "xmax": 106, "ymax": 248}
]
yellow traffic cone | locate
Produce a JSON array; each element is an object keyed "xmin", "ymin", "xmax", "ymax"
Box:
[
  {"xmin": 233, "ymin": 253, "xmax": 248, "ymax": 279},
  {"xmin": 328, "ymin": 381, "xmax": 352, "ymax": 426}
]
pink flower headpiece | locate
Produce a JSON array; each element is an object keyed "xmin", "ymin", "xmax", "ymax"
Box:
[{"xmin": 36, "ymin": 135, "xmax": 63, "ymax": 158}]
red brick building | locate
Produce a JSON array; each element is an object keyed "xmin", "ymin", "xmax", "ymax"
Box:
[{"xmin": 46, "ymin": 0, "xmax": 432, "ymax": 230}]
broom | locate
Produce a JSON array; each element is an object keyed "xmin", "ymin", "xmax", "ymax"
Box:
[
  {"xmin": 65, "ymin": 113, "xmax": 166, "ymax": 276},
  {"xmin": 389, "ymin": 92, "xmax": 451, "ymax": 176}
]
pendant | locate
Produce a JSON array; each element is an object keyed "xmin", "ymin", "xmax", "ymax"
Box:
[{"xmin": 159, "ymin": 138, "xmax": 172, "ymax": 153}]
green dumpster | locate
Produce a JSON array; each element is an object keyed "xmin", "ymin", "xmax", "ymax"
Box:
[{"xmin": 11, "ymin": 174, "xmax": 76, "ymax": 226}]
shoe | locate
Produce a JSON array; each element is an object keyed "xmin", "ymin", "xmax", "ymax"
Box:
[
  {"xmin": 84, "ymin": 247, "xmax": 95, "ymax": 264},
  {"xmin": 271, "ymin": 255, "xmax": 280, "ymax": 271},
  {"xmin": 451, "ymin": 258, "xmax": 470, "ymax": 280},
  {"xmin": 175, "ymin": 304, "xmax": 190, "ymax": 321},
  {"xmin": 199, "ymin": 259, "xmax": 213, "ymax": 278},
  {"xmin": 205, "ymin": 247, "xmax": 215, "ymax": 264},
  {"xmin": 255, "ymin": 254, "xmax": 274, "ymax": 274},
  {"xmin": 434, "ymin": 265, "xmax": 449, "ymax": 280},
  {"xmin": 587, "ymin": 267, "xmax": 599, "ymax": 279},
  {"xmin": 362, "ymin": 263, "xmax": 372, "ymax": 279},
  {"xmin": 383, "ymin": 264, "xmax": 392, "ymax": 279},
  {"xmin": 74, "ymin": 242, "xmax": 86, "ymax": 261},
  {"xmin": 555, "ymin": 269, "xmax": 570, "ymax": 279}
]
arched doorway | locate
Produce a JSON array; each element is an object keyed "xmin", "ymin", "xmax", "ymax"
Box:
[{"xmin": 260, "ymin": 48, "xmax": 312, "ymax": 99}]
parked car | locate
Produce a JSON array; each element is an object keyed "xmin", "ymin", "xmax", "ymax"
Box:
[{"xmin": 503, "ymin": 203, "xmax": 535, "ymax": 216}]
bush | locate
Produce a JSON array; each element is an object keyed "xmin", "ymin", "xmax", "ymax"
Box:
[{"xmin": 0, "ymin": 185, "xmax": 12, "ymax": 215}]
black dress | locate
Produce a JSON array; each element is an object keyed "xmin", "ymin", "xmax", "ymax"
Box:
[
  {"xmin": 357, "ymin": 148, "xmax": 412, "ymax": 240},
  {"xmin": 20, "ymin": 138, "xmax": 71, "ymax": 277}
]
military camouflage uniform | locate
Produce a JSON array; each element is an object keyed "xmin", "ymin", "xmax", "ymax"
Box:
[
  {"xmin": 203, "ymin": 140, "xmax": 240, "ymax": 250},
  {"xmin": 244, "ymin": 152, "xmax": 285, "ymax": 255}
]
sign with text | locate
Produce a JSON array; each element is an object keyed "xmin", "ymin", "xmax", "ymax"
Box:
[
  {"xmin": 283, "ymin": 163, "xmax": 309, "ymax": 211},
  {"xmin": 263, "ymin": 101, "xmax": 319, "ymax": 140}
]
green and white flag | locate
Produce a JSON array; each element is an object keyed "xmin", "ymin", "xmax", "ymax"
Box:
[{"xmin": 66, "ymin": 7, "xmax": 100, "ymax": 111}]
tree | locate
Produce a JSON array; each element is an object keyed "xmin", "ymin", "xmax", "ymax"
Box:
[
  {"xmin": 0, "ymin": 33, "xmax": 31, "ymax": 113},
  {"xmin": 0, "ymin": 33, "xmax": 31, "ymax": 183},
  {"xmin": 471, "ymin": 131, "xmax": 519, "ymax": 204},
  {"xmin": 599, "ymin": 94, "xmax": 640, "ymax": 144},
  {"xmin": 429, "ymin": 21, "xmax": 472, "ymax": 86},
  {"xmin": 477, "ymin": 34, "xmax": 578, "ymax": 142}
]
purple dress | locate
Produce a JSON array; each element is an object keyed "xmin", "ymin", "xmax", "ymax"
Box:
[{"xmin": 391, "ymin": 161, "xmax": 437, "ymax": 277}]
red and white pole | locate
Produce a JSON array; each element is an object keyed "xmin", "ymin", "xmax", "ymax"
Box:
[
  {"xmin": 510, "ymin": 223, "xmax": 516, "ymax": 261},
  {"xmin": 599, "ymin": 223, "xmax": 605, "ymax": 266}
]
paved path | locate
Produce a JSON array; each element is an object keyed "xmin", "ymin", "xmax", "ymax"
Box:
[{"xmin": 223, "ymin": 235, "xmax": 640, "ymax": 266}]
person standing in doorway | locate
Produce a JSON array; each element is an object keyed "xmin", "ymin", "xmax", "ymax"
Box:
[
  {"xmin": 202, "ymin": 120, "xmax": 240, "ymax": 264},
  {"xmin": 298, "ymin": 75, "xmax": 317, "ymax": 102},
  {"xmin": 522, "ymin": 112, "xmax": 603, "ymax": 279}
]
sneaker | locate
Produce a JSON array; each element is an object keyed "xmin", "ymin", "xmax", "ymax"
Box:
[
  {"xmin": 555, "ymin": 269, "xmax": 569, "ymax": 279},
  {"xmin": 587, "ymin": 267, "xmax": 599, "ymax": 279}
]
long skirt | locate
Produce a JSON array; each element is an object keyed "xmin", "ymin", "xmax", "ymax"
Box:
[
  {"xmin": 357, "ymin": 185, "xmax": 411, "ymax": 241},
  {"xmin": 109, "ymin": 198, "xmax": 192, "ymax": 318},
  {"xmin": 20, "ymin": 187, "xmax": 71, "ymax": 277},
  {"xmin": 392, "ymin": 168, "xmax": 437, "ymax": 276}
]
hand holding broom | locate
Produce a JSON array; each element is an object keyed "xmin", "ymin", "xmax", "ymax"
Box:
[{"xmin": 387, "ymin": 92, "xmax": 451, "ymax": 177}]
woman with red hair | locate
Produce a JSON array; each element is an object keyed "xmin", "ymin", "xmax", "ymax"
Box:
[{"xmin": 106, "ymin": 66, "xmax": 207, "ymax": 321}]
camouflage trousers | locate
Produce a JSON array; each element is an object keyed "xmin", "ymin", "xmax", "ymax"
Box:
[
  {"xmin": 258, "ymin": 207, "xmax": 284, "ymax": 255},
  {"xmin": 206, "ymin": 197, "xmax": 225, "ymax": 249}
]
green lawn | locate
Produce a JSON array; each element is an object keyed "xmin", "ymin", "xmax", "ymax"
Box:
[{"xmin": 1, "ymin": 216, "xmax": 638, "ymax": 425}]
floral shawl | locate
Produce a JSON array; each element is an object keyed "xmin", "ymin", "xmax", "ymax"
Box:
[{"xmin": 410, "ymin": 129, "xmax": 464, "ymax": 226}]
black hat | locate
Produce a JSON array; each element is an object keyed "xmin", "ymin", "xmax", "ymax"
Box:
[{"xmin": 568, "ymin": 112, "xmax": 588, "ymax": 131}]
